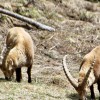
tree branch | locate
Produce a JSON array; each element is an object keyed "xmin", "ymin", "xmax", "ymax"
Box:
[{"xmin": 0, "ymin": 8, "xmax": 55, "ymax": 32}]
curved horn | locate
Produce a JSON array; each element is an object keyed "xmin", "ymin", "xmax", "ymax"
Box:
[
  {"xmin": 80, "ymin": 56, "xmax": 95, "ymax": 88},
  {"xmin": 0, "ymin": 44, "xmax": 7, "ymax": 59},
  {"xmin": 63, "ymin": 55, "xmax": 78, "ymax": 89},
  {"xmin": 0, "ymin": 36, "xmax": 7, "ymax": 61},
  {"xmin": 0, "ymin": 43, "xmax": 7, "ymax": 67}
]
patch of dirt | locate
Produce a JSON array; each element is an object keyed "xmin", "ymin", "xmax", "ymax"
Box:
[{"xmin": 0, "ymin": 0, "xmax": 100, "ymax": 99}]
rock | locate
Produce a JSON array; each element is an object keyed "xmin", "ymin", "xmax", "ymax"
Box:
[{"xmin": 43, "ymin": 50, "xmax": 62, "ymax": 59}]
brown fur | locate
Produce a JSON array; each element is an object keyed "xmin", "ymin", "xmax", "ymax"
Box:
[
  {"xmin": 1, "ymin": 27, "xmax": 35, "ymax": 83},
  {"xmin": 78, "ymin": 46, "xmax": 100, "ymax": 99},
  {"xmin": 63, "ymin": 45, "xmax": 100, "ymax": 100},
  {"xmin": 79, "ymin": 46, "xmax": 100, "ymax": 85}
]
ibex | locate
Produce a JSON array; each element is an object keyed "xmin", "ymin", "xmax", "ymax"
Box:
[
  {"xmin": 0, "ymin": 27, "xmax": 35, "ymax": 83},
  {"xmin": 63, "ymin": 46, "xmax": 100, "ymax": 100}
]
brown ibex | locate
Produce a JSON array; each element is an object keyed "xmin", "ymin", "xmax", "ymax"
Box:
[
  {"xmin": 0, "ymin": 27, "xmax": 35, "ymax": 83},
  {"xmin": 63, "ymin": 46, "xmax": 100, "ymax": 100}
]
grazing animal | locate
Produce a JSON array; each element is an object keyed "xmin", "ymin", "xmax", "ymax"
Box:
[
  {"xmin": 0, "ymin": 27, "xmax": 35, "ymax": 83},
  {"xmin": 63, "ymin": 46, "xmax": 100, "ymax": 100}
]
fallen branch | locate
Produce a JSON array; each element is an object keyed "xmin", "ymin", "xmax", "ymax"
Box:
[{"xmin": 0, "ymin": 8, "xmax": 55, "ymax": 31}]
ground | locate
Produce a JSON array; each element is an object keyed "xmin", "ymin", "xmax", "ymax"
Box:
[{"xmin": 0, "ymin": 0, "xmax": 100, "ymax": 99}]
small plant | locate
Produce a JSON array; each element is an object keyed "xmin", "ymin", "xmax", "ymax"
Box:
[
  {"xmin": 0, "ymin": 15, "xmax": 7, "ymax": 22},
  {"xmin": 78, "ymin": 10, "xmax": 94, "ymax": 22}
]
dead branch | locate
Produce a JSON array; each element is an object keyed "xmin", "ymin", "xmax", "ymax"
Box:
[{"xmin": 0, "ymin": 8, "xmax": 55, "ymax": 32}]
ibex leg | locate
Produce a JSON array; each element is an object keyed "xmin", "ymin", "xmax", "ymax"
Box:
[
  {"xmin": 27, "ymin": 65, "xmax": 32, "ymax": 83},
  {"xmin": 15, "ymin": 68, "xmax": 22, "ymax": 82},
  {"xmin": 90, "ymin": 85, "xmax": 95, "ymax": 100}
]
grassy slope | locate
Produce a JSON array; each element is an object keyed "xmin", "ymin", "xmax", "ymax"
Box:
[{"xmin": 0, "ymin": 0, "xmax": 100, "ymax": 99}]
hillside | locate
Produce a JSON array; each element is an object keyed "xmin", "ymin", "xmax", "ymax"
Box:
[{"xmin": 0, "ymin": 0, "xmax": 100, "ymax": 99}]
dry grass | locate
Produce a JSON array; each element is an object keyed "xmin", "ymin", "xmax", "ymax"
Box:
[
  {"xmin": 0, "ymin": 0, "xmax": 100, "ymax": 99},
  {"xmin": 0, "ymin": 80, "xmax": 76, "ymax": 100}
]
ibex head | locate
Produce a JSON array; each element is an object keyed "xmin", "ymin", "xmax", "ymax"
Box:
[{"xmin": 0, "ymin": 45, "xmax": 14, "ymax": 80}]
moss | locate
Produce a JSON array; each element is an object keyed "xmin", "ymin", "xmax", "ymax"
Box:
[
  {"xmin": 29, "ymin": 8, "xmax": 42, "ymax": 18},
  {"xmin": 19, "ymin": 7, "xmax": 42, "ymax": 19},
  {"xmin": 0, "ymin": 15, "xmax": 7, "ymax": 22}
]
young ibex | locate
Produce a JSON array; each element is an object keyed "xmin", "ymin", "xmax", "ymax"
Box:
[
  {"xmin": 0, "ymin": 27, "xmax": 35, "ymax": 83},
  {"xmin": 63, "ymin": 46, "xmax": 100, "ymax": 100}
]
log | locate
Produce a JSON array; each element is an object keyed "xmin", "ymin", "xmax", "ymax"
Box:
[{"xmin": 0, "ymin": 8, "xmax": 55, "ymax": 31}]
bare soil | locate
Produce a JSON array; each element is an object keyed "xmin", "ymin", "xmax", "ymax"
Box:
[{"xmin": 0, "ymin": 0, "xmax": 100, "ymax": 99}]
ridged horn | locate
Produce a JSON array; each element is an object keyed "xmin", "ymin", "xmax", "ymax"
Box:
[
  {"xmin": 79, "ymin": 56, "xmax": 95, "ymax": 88},
  {"xmin": 0, "ymin": 44, "xmax": 7, "ymax": 66},
  {"xmin": 63, "ymin": 55, "xmax": 78, "ymax": 89},
  {"xmin": 0, "ymin": 44, "xmax": 7, "ymax": 59}
]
